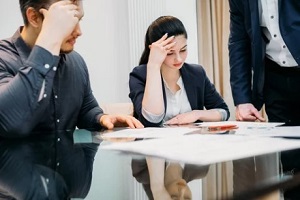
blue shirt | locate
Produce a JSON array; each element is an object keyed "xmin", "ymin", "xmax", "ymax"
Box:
[{"xmin": 0, "ymin": 27, "xmax": 103, "ymax": 138}]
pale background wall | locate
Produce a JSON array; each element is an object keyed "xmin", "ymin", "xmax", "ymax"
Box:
[
  {"xmin": 0, "ymin": 1, "xmax": 201, "ymax": 199},
  {"xmin": 0, "ymin": 0, "xmax": 198, "ymax": 104}
]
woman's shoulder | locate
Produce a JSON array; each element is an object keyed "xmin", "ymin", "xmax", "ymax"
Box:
[
  {"xmin": 131, "ymin": 64, "xmax": 147, "ymax": 73},
  {"xmin": 182, "ymin": 63, "xmax": 206, "ymax": 76},
  {"xmin": 130, "ymin": 64, "xmax": 147, "ymax": 80}
]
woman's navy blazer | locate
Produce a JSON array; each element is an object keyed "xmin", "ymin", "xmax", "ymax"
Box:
[{"xmin": 129, "ymin": 63, "xmax": 229, "ymax": 127}]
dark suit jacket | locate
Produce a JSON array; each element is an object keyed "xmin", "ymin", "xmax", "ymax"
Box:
[
  {"xmin": 228, "ymin": 0, "xmax": 300, "ymax": 110},
  {"xmin": 129, "ymin": 63, "xmax": 229, "ymax": 127}
]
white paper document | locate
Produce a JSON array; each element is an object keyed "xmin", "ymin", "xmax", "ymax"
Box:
[
  {"xmin": 197, "ymin": 121, "xmax": 284, "ymax": 129},
  {"xmin": 245, "ymin": 126, "xmax": 300, "ymax": 138},
  {"xmin": 207, "ymin": 121, "xmax": 300, "ymax": 138},
  {"xmin": 198, "ymin": 121, "xmax": 300, "ymax": 137},
  {"xmin": 100, "ymin": 127, "xmax": 198, "ymax": 139},
  {"xmin": 100, "ymin": 134, "xmax": 300, "ymax": 165},
  {"xmin": 99, "ymin": 121, "xmax": 300, "ymax": 140}
]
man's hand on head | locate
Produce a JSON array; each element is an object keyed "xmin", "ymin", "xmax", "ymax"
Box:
[{"xmin": 36, "ymin": 1, "xmax": 81, "ymax": 55}]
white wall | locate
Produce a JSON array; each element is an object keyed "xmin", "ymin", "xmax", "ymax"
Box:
[
  {"xmin": 165, "ymin": 0, "xmax": 198, "ymax": 64},
  {"xmin": 0, "ymin": 0, "xmax": 198, "ymax": 105},
  {"xmin": 0, "ymin": 1, "xmax": 23, "ymax": 38}
]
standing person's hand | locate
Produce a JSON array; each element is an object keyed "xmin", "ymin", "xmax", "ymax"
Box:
[
  {"xmin": 100, "ymin": 115, "xmax": 144, "ymax": 130},
  {"xmin": 235, "ymin": 103, "xmax": 265, "ymax": 122},
  {"xmin": 147, "ymin": 33, "xmax": 176, "ymax": 68}
]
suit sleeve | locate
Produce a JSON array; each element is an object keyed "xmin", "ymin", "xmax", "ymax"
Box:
[
  {"xmin": 129, "ymin": 66, "xmax": 163, "ymax": 127},
  {"xmin": 203, "ymin": 72, "xmax": 230, "ymax": 120},
  {"xmin": 74, "ymin": 54, "xmax": 104, "ymax": 131},
  {"xmin": 0, "ymin": 46, "xmax": 60, "ymax": 137},
  {"xmin": 228, "ymin": 0, "xmax": 253, "ymax": 106}
]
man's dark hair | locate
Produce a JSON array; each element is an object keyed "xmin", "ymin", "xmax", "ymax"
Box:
[{"xmin": 19, "ymin": 0, "xmax": 53, "ymax": 26}]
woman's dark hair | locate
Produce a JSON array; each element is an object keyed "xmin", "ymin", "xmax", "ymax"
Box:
[
  {"xmin": 139, "ymin": 15, "xmax": 188, "ymax": 65},
  {"xmin": 19, "ymin": 0, "xmax": 53, "ymax": 26}
]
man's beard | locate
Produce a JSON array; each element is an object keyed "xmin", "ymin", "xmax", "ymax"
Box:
[{"xmin": 60, "ymin": 49, "xmax": 73, "ymax": 54}]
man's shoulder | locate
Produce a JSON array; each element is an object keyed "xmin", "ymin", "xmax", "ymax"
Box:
[
  {"xmin": 0, "ymin": 38, "xmax": 16, "ymax": 55},
  {"xmin": 0, "ymin": 37, "xmax": 20, "ymax": 73},
  {"xmin": 0, "ymin": 28, "xmax": 22, "ymax": 56}
]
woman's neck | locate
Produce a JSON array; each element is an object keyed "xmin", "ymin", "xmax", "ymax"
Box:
[{"xmin": 161, "ymin": 65, "xmax": 181, "ymax": 93}]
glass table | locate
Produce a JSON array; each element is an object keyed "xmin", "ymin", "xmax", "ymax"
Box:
[{"xmin": 1, "ymin": 128, "xmax": 300, "ymax": 200}]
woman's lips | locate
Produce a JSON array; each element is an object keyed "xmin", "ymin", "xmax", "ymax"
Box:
[{"xmin": 173, "ymin": 63, "xmax": 182, "ymax": 67}]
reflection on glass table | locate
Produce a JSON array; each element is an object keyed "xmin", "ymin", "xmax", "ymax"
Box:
[
  {"xmin": 94, "ymin": 127, "xmax": 300, "ymax": 200},
  {"xmin": 0, "ymin": 130, "xmax": 99, "ymax": 200},
  {"xmin": 132, "ymin": 157, "xmax": 209, "ymax": 200},
  {"xmin": 3, "ymin": 128, "xmax": 300, "ymax": 200}
]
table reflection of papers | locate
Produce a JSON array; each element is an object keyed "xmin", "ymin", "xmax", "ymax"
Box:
[
  {"xmin": 100, "ymin": 127, "xmax": 199, "ymax": 139},
  {"xmin": 100, "ymin": 134, "xmax": 300, "ymax": 165}
]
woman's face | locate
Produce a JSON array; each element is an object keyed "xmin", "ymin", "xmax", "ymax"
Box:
[
  {"xmin": 162, "ymin": 35, "xmax": 188, "ymax": 70},
  {"xmin": 165, "ymin": 178, "xmax": 192, "ymax": 200}
]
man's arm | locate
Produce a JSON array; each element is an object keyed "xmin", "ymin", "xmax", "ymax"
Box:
[
  {"xmin": 0, "ymin": 47, "xmax": 60, "ymax": 137},
  {"xmin": 76, "ymin": 61, "xmax": 143, "ymax": 130},
  {"xmin": 228, "ymin": 0, "xmax": 252, "ymax": 106},
  {"xmin": 0, "ymin": 1, "xmax": 80, "ymax": 137},
  {"xmin": 228, "ymin": 0, "xmax": 265, "ymax": 121}
]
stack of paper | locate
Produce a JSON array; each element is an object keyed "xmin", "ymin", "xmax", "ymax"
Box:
[{"xmin": 100, "ymin": 133, "xmax": 300, "ymax": 165}]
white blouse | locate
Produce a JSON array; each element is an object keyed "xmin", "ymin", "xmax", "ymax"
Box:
[
  {"xmin": 142, "ymin": 76, "xmax": 227, "ymax": 123},
  {"xmin": 142, "ymin": 76, "xmax": 191, "ymax": 123}
]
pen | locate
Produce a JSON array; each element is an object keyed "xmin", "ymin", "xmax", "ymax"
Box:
[{"xmin": 204, "ymin": 124, "xmax": 238, "ymax": 131}]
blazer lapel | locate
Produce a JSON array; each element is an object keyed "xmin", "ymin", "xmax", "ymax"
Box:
[
  {"xmin": 248, "ymin": 0, "xmax": 259, "ymax": 36},
  {"xmin": 180, "ymin": 66, "xmax": 197, "ymax": 110}
]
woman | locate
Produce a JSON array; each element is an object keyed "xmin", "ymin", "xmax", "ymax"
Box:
[{"xmin": 129, "ymin": 16, "xmax": 229, "ymax": 127}]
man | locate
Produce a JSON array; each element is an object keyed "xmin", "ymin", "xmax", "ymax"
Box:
[
  {"xmin": 0, "ymin": 1, "xmax": 143, "ymax": 198},
  {"xmin": 229, "ymin": 0, "xmax": 300, "ymax": 199},
  {"xmin": 0, "ymin": 0, "xmax": 143, "ymax": 138}
]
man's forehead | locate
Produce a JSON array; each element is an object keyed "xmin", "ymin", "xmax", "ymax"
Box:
[
  {"xmin": 51, "ymin": 0, "xmax": 84, "ymax": 17},
  {"xmin": 55, "ymin": 0, "xmax": 82, "ymax": 5},
  {"xmin": 58, "ymin": 0, "xmax": 84, "ymax": 11},
  {"xmin": 66, "ymin": 0, "xmax": 82, "ymax": 4}
]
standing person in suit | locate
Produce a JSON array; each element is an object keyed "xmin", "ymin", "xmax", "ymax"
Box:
[
  {"xmin": 129, "ymin": 15, "xmax": 229, "ymax": 127},
  {"xmin": 228, "ymin": 0, "xmax": 300, "ymax": 199}
]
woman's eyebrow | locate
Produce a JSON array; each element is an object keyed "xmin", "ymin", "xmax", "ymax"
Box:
[{"xmin": 181, "ymin": 45, "xmax": 187, "ymax": 49}]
